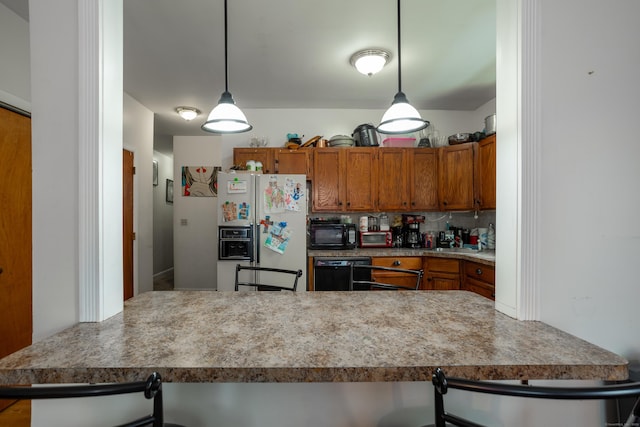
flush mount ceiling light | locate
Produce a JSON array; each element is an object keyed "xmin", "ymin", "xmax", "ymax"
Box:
[
  {"xmin": 350, "ymin": 49, "xmax": 390, "ymax": 76},
  {"xmin": 377, "ymin": 0, "xmax": 429, "ymax": 135},
  {"xmin": 176, "ymin": 107, "xmax": 201, "ymax": 121},
  {"xmin": 201, "ymin": 0, "xmax": 252, "ymax": 134}
]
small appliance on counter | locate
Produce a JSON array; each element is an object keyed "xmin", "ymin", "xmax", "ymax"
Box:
[
  {"xmin": 390, "ymin": 226, "xmax": 403, "ymax": 248},
  {"xmin": 402, "ymin": 214, "xmax": 425, "ymax": 248},
  {"xmin": 359, "ymin": 230, "xmax": 393, "ymax": 248},
  {"xmin": 308, "ymin": 218, "xmax": 357, "ymax": 250}
]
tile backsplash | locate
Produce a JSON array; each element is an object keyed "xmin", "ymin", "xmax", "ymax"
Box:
[{"xmin": 310, "ymin": 210, "xmax": 496, "ymax": 235}]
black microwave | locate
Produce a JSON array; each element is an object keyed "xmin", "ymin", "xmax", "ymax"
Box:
[{"xmin": 309, "ymin": 221, "xmax": 357, "ymax": 249}]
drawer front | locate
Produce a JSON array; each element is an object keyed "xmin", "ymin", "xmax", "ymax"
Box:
[
  {"xmin": 372, "ymin": 257, "xmax": 422, "ymax": 271},
  {"xmin": 464, "ymin": 262, "xmax": 495, "ymax": 285},
  {"xmin": 465, "ymin": 277, "xmax": 495, "ymax": 300},
  {"xmin": 427, "ymin": 258, "xmax": 460, "ymax": 274}
]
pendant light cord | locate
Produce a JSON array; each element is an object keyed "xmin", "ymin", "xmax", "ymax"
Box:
[
  {"xmin": 396, "ymin": 0, "xmax": 402, "ymax": 94},
  {"xmin": 223, "ymin": 0, "xmax": 229, "ymax": 93}
]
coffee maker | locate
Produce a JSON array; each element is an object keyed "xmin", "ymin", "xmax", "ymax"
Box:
[{"xmin": 402, "ymin": 214, "xmax": 424, "ymax": 248}]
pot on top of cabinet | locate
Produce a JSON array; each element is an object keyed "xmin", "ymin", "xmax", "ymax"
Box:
[{"xmin": 352, "ymin": 124, "xmax": 379, "ymax": 147}]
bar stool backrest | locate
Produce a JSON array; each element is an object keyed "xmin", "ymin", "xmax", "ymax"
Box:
[
  {"xmin": 431, "ymin": 367, "xmax": 640, "ymax": 427},
  {"xmin": 0, "ymin": 372, "xmax": 184, "ymax": 427}
]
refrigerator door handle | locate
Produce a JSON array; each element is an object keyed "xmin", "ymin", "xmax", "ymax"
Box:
[{"xmin": 255, "ymin": 223, "xmax": 261, "ymax": 265}]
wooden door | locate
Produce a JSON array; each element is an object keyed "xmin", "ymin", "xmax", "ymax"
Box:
[
  {"xmin": 0, "ymin": 107, "xmax": 32, "ymax": 410},
  {"xmin": 424, "ymin": 258, "xmax": 460, "ymax": 290},
  {"xmin": 372, "ymin": 257, "xmax": 423, "ymax": 289},
  {"xmin": 312, "ymin": 149, "xmax": 343, "ymax": 211},
  {"xmin": 410, "ymin": 149, "xmax": 439, "ymax": 211},
  {"xmin": 426, "ymin": 272, "xmax": 461, "ymax": 290},
  {"xmin": 276, "ymin": 149, "xmax": 312, "ymax": 178},
  {"xmin": 344, "ymin": 148, "xmax": 377, "ymax": 211},
  {"xmin": 233, "ymin": 148, "xmax": 275, "ymax": 173},
  {"xmin": 123, "ymin": 150, "xmax": 134, "ymax": 301},
  {"xmin": 476, "ymin": 135, "xmax": 496, "ymax": 210},
  {"xmin": 438, "ymin": 144, "xmax": 476, "ymax": 210},
  {"xmin": 377, "ymin": 148, "xmax": 409, "ymax": 211}
]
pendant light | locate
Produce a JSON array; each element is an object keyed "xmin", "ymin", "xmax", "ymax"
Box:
[
  {"xmin": 377, "ymin": 0, "xmax": 429, "ymax": 135},
  {"xmin": 201, "ymin": 0, "xmax": 252, "ymax": 134}
]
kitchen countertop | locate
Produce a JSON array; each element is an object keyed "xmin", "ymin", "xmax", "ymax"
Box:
[
  {"xmin": 0, "ymin": 290, "xmax": 627, "ymax": 385},
  {"xmin": 308, "ymin": 248, "xmax": 496, "ymax": 266}
]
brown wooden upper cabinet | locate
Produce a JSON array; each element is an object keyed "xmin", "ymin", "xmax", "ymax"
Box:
[
  {"xmin": 409, "ymin": 149, "xmax": 439, "ymax": 211},
  {"xmin": 233, "ymin": 147, "xmax": 313, "ymax": 179},
  {"xmin": 377, "ymin": 148, "xmax": 410, "ymax": 211},
  {"xmin": 233, "ymin": 148, "xmax": 275, "ymax": 173},
  {"xmin": 313, "ymin": 147, "xmax": 377, "ymax": 212},
  {"xmin": 377, "ymin": 148, "xmax": 439, "ymax": 212},
  {"xmin": 236, "ymin": 139, "xmax": 495, "ymax": 213},
  {"xmin": 438, "ymin": 143, "xmax": 476, "ymax": 211},
  {"xmin": 475, "ymin": 134, "xmax": 496, "ymax": 210},
  {"xmin": 275, "ymin": 148, "xmax": 313, "ymax": 179}
]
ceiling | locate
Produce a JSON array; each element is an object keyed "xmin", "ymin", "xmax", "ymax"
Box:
[{"xmin": 4, "ymin": 0, "xmax": 496, "ymax": 154}]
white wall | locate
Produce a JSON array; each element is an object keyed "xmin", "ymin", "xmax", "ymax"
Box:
[
  {"xmin": 0, "ymin": 2, "xmax": 30, "ymax": 111},
  {"xmin": 123, "ymin": 93, "xmax": 155, "ymax": 294},
  {"xmin": 29, "ymin": 0, "xmax": 80, "ymax": 339},
  {"xmin": 216, "ymin": 107, "xmax": 492, "ymax": 168},
  {"xmin": 153, "ymin": 150, "xmax": 174, "ymax": 275},
  {"xmin": 172, "ymin": 135, "xmax": 220, "ymax": 289},
  {"xmin": 537, "ymin": 0, "xmax": 640, "ymax": 359}
]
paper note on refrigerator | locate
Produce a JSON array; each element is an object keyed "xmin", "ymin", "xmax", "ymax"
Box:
[
  {"xmin": 284, "ymin": 178, "xmax": 304, "ymax": 212},
  {"xmin": 264, "ymin": 224, "xmax": 292, "ymax": 255},
  {"xmin": 221, "ymin": 201, "xmax": 237, "ymax": 222},
  {"xmin": 263, "ymin": 175, "xmax": 285, "ymax": 213}
]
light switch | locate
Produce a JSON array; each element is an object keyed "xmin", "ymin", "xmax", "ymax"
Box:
[{"xmin": 180, "ymin": 218, "xmax": 188, "ymax": 226}]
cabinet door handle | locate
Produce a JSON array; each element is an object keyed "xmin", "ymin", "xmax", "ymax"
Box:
[
  {"xmin": 476, "ymin": 268, "xmax": 483, "ymax": 275},
  {"xmin": 0, "ymin": 267, "xmax": 3, "ymax": 274},
  {"xmin": 393, "ymin": 260, "xmax": 401, "ymax": 266}
]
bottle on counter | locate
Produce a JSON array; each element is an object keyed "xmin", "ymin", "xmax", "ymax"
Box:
[
  {"xmin": 359, "ymin": 216, "xmax": 368, "ymax": 232},
  {"xmin": 487, "ymin": 223, "xmax": 496, "ymax": 250}
]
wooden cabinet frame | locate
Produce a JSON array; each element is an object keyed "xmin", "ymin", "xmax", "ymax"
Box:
[{"xmin": 236, "ymin": 141, "xmax": 496, "ymax": 214}]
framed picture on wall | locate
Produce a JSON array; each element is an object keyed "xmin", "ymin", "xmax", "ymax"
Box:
[
  {"xmin": 153, "ymin": 160, "xmax": 158, "ymax": 186},
  {"xmin": 166, "ymin": 179, "xmax": 173, "ymax": 204}
]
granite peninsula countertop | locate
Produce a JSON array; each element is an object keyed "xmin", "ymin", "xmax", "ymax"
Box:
[
  {"xmin": 308, "ymin": 248, "xmax": 496, "ymax": 266},
  {"xmin": 0, "ymin": 291, "xmax": 627, "ymax": 385}
]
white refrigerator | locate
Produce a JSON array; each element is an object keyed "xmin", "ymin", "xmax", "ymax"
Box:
[{"xmin": 216, "ymin": 171, "xmax": 308, "ymax": 291}]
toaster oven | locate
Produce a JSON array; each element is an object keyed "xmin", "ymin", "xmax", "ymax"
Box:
[{"xmin": 359, "ymin": 231, "xmax": 393, "ymax": 248}]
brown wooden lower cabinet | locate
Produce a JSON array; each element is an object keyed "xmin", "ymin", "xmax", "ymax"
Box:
[
  {"xmin": 463, "ymin": 261, "xmax": 495, "ymax": 300},
  {"xmin": 307, "ymin": 255, "xmax": 495, "ymax": 298},
  {"xmin": 424, "ymin": 258, "xmax": 461, "ymax": 290},
  {"xmin": 372, "ymin": 256, "xmax": 423, "ymax": 289}
]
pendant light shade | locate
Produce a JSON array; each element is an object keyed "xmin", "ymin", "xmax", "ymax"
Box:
[
  {"xmin": 202, "ymin": 0, "xmax": 252, "ymax": 134},
  {"xmin": 202, "ymin": 91, "xmax": 252, "ymax": 133},
  {"xmin": 377, "ymin": 0, "xmax": 428, "ymax": 135},
  {"xmin": 377, "ymin": 91, "xmax": 428, "ymax": 134}
]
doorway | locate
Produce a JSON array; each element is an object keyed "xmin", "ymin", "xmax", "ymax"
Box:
[
  {"xmin": 123, "ymin": 149, "xmax": 134, "ymax": 300},
  {"xmin": 0, "ymin": 105, "xmax": 32, "ymax": 411}
]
